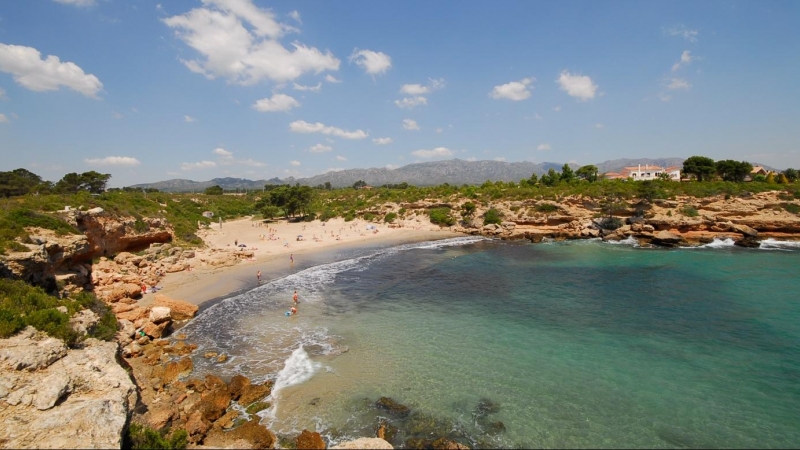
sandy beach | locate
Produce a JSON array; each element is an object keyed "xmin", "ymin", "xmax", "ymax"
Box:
[{"xmin": 151, "ymin": 216, "xmax": 460, "ymax": 307}]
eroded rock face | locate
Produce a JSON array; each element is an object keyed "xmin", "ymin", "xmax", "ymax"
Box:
[
  {"xmin": 331, "ymin": 437, "xmax": 394, "ymax": 449},
  {"xmin": 0, "ymin": 329, "xmax": 137, "ymax": 449}
]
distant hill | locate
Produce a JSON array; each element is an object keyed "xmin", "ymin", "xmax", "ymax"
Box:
[{"xmin": 128, "ymin": 157, "xmax": 780, "ymax": 192}]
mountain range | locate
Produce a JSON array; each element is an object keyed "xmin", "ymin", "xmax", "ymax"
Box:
[{"xmin": 127, "ymin": 157, "xmax": 724, "ymax": 192}]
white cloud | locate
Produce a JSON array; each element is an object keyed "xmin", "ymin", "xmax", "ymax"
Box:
[
  {"xmin": 0, "ymin": 43, "xmax": 102, "ymax": 98},
  {"xmin": 324, "ymin": 167, "xmax": 344, "ymax": 173},
  {"xmin": 373, "ymin": 137, "xmax": 393, "ymax": 145},
  {"xmin": 289, "ymin": 120, "xmax": 367, "ymax": 139},
  {"xmin": 666, "ymin": 78, "xmax": 691, "ymax": 90},
  {"xmin": 184, "ymin": 115, "xmax": 197, "ymax": 122},
  {"xmin": 349, "ymin": 48, "xmax": 391, "ymax": 75},
  {"xmin": 252, "ymin": 93, "xmax": 301, "ymax": 111},
  {"xmin": 400, "ymin": 78, "xmax": 445, "ymax": 95},
  {"xmin": 0, "ymin": 87, "xmax": 6, "ymax": 99},
  {"xmin": 84, "ymin": 156, "xmax": 141, "ymax": 167},
  {"xmin": 111, "ymin": 111, "xmax": 124, "ymax": 119},
  {"xmin": 325, "ymin": 74, "xmax": 341, "ymax": 83},
  {"xmin": 658, "ymin": 93, "xmax": 672, "ymax": 102},
  {"xmin": 435, "ymin": 127, "xmax": 443, "ymax": 133},
  {"xmin": 53, "ymin": 0, "xmax": 95, "ymax": 6},
  {"xmin": 402, "ymin": 119, "xmax": 419, "ymax": 131},
  {"xmin": 163, "ymin": 0, "xmax": 339, "ymax": 85},
  {"xmin": 552, "ymin": 106, "xmax": 561, "ymax": 112},
  {"xmin": 671, "ymin": 50, "xmax": 694, "ymax": 72},
  {"xmin": 309, "ymin": 143, "xmax": 332, "ymax": 153},
  {"xmin": 665, "ymin": 25, "xmax": 699, "ymax": 43},
  {"xmin": 412, "ymin": 147, "xmax": 453, "ymax": 158},
  {"xmin": 557, "ymin": 71, "xmax": 598, "ymax": 101},
  {"xmin": 537, "ymin": 143, "xmax": 551, "ymax": 151},
  {"xmin": 213, "ymin": 147, "xmax": 233, "ymax": 158},
  {"xmin": 595, "ymin": 123, "xmax": 604, "ymax": 129},
  {"xmin": 237, "ymin": 158, "xmax": 266, "ymax": 167},
  {"xmin": 335, "ymin": 155, "xmax": 347, "ymax": 161},
  {"xmin": 181, "ymin": 160, "xmax": 217, "ymax": 170},
  {"xmin": 293, "ymin": 82, "xmax": 321, "ymax": 92},
  {"xmin": 490, "ymin": 77, "xmax": 534, "ymax": 101},
  {"xmin": 290, "ymin": 160, "xmax": 301, "ymax": 166},
  {"xmin": 385, "ymin": 164, "xmax": 398, "ymax": 170},
  {"xmin": 394, "ymin": 96, "xmax": 427, "ymax": 109},
  {"xmin": 288, "ymin": 10, "xmax": 301, "ymax": 24},
  {"xmin": 156, "ymin": 4, "xmax": 163, "ymax": 12},
  {"xmin": 534, "ymin": 113, "xmax": 542, "ymax": 120},
  {"xmin": 0, "ymin": 113, "xmax": 9, "ymax": 123}
]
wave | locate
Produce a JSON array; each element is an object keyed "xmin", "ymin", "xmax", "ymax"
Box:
[
  {"xmin": 759, "ymin": 239, "xmax": 800, "ymax": 250},
  {"xmin": 698, "ymin": 238, "xmax": 736, "ymax": 249},
  {"xmin": 603, "ymin": 236, "xmax": 640, "ymax": 247}
]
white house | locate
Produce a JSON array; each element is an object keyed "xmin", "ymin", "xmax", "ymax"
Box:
[{"xmin": 604, "ymin": 164, "xmax": 681, "ymax": 181}]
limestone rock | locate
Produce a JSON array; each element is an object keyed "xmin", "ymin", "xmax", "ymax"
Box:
[
  {"xmin": 730, "ymin": 223, "xmax": 758, "ymax": 237},
  {"xmin": 651, "ymin": 230, "xmax": 683, "ymax": 247},
  {"xmin": 0, "ymin": 337, "xmax": 137, "ymax": 449},
  {"xmin": 375, "ymin": 397, "xmax": 410, "ymax": 417},
  {"xmin": 238, "ymin": 381, "xmax": 273, "ymax": 406},
  {"xmin": 0, "ymin": 327, "xmax": 68, "ymax": 371},
  {"xmin": 296, "ymin": 429, "xmax": 326, "ymax": 449},
  {"xmin": 69, "ymin": 308, "xmax": 99, "ymax": 336},
  {"xmin": 142, "ymin": 320, "xmax": 170, "ymax": 339},
  {"xmin": 149, "ymin": 306, "xmax": 172, "ymax": 324},
  {"xmin": 331, "ymin": 437, "xmax": 394, "ymax": 449},
  {"xmin": 162, "ymin": 357, "xmax": 193, "ymax": 383},
  {"xmin": 153, "ymin": 294, "xmax": 198, "ymax": 320}
]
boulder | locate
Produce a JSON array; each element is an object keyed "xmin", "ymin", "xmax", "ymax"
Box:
[
  {"xmin": 296, "ymin": 430, "xmax": 326, "ymax": 449},
  {"xmin": 375, "ymin": 396, "xmax": 410, "ymax": 417},
  {"xmin": 162, "ymin": 357, "xmax": 193, "ymax": 383},
  {"xmin": 651, "ymin": 230, "xmax": 683, "ymax": 247},
  {"xmin": 142, "ymin": 320, "xmax": 170, "ymax": 339},
  {"xmin": 0, "ymin": 327, "xmax": 68, "ymax": 371},
  {"xmin": 149, "ymin": 306, "xmax": 172, "ymax": 324},
  {"xmin": 69, "ymin": 309, "xmax": 99, "ymax": 335},
  {"xmin": 238, "ymin": 381, "xmax": 273, "ymax": 407},
  {"xmin": 331, "ymin": 437, "xmax": 393, "ymax": 449},
  {"xmin": 34, "ymin": 372, "xmax": 73, "ymax": 410},
  {"xmin": 153, "ymin": 294, "xmax": 198, "ymax": 320},
  {"xmin": 730, "ymin": 223, "xmax": 758, "ymax": 237}
]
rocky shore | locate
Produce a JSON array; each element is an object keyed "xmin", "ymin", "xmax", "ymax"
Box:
[{"xmin": 1, "ymin": 190, "xmax": 799, "ymax": 448}]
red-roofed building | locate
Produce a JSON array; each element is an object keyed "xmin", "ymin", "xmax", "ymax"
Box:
[{"xmin": 603, "ymin": 164, "xmax": 681, "ymax": 181}]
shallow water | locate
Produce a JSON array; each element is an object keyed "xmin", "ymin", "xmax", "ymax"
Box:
[{"xmin": 178, "ymin": 237, "xmax": 800, "ymax": 448}]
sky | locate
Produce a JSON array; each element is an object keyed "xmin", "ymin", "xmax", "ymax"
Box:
[{"xmin": 0, "ymin": 0, "xmax": 798, "ymax": 187}]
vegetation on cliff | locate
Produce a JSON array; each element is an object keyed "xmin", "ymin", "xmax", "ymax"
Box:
[{"xmin": 0, "ymin": 278, "xmax": 117, "ymax": 344}]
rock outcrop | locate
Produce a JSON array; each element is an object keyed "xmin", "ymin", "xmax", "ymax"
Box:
[{"xmin": 0, "ymin": 327, "xmax": 137, "ymax": 449}]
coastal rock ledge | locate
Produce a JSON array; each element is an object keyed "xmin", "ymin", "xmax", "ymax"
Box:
[{"xmin": 0, "ymin": 327, "xmax": 137, "ymax": 449}]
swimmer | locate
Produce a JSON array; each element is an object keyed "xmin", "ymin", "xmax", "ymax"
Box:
[
  {"xmin": 290, "ymin": 306, "xmax": 298, "ymax": 315},
  {"xmin": 257, "ymin": 270, "xmax": 261, "ymax": 283},
  {"xmin": 293, "ymin": 290, "xmax": 298, "ymax": 304}
]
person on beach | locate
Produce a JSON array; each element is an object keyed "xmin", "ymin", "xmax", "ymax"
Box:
[
  {"xmin": 290, "ymin": 253, "xmax": 294, "ymax": 264},
  {"xmin": 293, "ymin": 290, "xmax": 298, "ymax": 304},
  {"xmin": 257, "ymin": 270, "xmax": 261, "ymax": 283},
  {"xmin": 290, "ymin": 306, "xmax": 297, "ymax": 315}
]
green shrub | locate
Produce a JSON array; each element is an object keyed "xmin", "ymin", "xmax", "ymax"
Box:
[
  {"xmin": 363, "ymin": 212, "xmax": 376, "ymax": 222},
  {"xmin": 681, "ymin": 205, "xmax": 699, "ymax": 217},
  {"xmin": 319, "ymin": 209, "xmax": 336, "ymax": 222},
  {"xmin": 398, "ymin": 207, "xmax": 407, "ymax": 217},
  {"xmin": 599, "ymin": 217, "xmax": 623, "ymax": 230},
  {"xmin": 784, "ymin": 203, "xmax": 800, "ymax": 214},
  {"xmin": 303, "ymin": 213, "xmax": 317, "ymax": 222},
  {"xmin": 0, "ymin": 308, "xmax": 25, "ymax": 338},
  {"xmin": 126, "ymin": 423, "xmax": 188, "ymax": 450},
  {"xmin": 344, "ymin": 210, "xmax": 356, "ymax": 222},
  {"xmin": 25, "ymin": 309, "xmax": 78, "ymax": 345},
  {"xmin": 535, "ymin": 203, "xmax": 558, "ymax": 213},
  {"xmin": 428, "ymin": 208, "xmax": 455, "ymax": 226},
  {"xmin": 483, "ymin": 208, "xmax": 503, "ymax": 225},
  {"xmin": 133, "ymin": 220, "xmax": 149, "ymax": 233},
  {"xmin": 384, "ymin": 212, "xmax": 397, "ymax": 223}
]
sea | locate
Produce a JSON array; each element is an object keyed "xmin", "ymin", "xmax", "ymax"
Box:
[{"xmin": 177, "ymin": 236, "xmax": 800, "ymax": 449}]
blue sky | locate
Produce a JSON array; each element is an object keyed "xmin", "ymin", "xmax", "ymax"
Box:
[{"xmin": 0, "ymin": 0, "xmax": 798, "ymax": 187}]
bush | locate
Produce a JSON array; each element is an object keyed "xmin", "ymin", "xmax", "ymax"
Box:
[
  {"xmin": 483, "ymin": 208, "xmax": 503, "ymax": 225},
  {"xmin": 535, "ymin": 203, "xmax": 558, "ymax": 213},
  {"xmin": 428, "ymin": 208, "xmax": 455, "ymax": 226},
  {"xmin": 303, "ymin": 213, "xmax": 316, "ymax": 222},
  {"xmin": 681, "ymin": 205, "xmax": 699, "ymax": 217},
  {"xmin": 785, "ymin": 203, "xmax": 800, "ymax": 214},
  {"xmin": 126, "ymin": 423, "xmax": 188, "ymax": 450},
  {"xmin": 319, "ymin": 209, "xmax": 336, "ymax": 222},
  {"xmin": 363, "ymin": 212, "xmax": 376, "ymax": 222},
  {"xmin": 25, "ymin": 309, "xmax": 78, "ymax": 345},
  {"xmin": 344, "ymin": 210, "xmax": 356, "ymax": 222},
  {"xmin": 0, "ymin": 308, "xmax": 25, "ymax": 338},
  {"xmin": 384, "ymin": 212, "xmax": 397, "ymax": 223},
  {"xmin": 599, "ymin": 217, "xmax": 624, "ymax": 230}
]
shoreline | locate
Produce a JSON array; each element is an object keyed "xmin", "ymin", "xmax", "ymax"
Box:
[{"xmin": 149, "ymin": 216, "xmax": 461, "ymax": 308}]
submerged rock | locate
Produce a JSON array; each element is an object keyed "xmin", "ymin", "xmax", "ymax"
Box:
[
  {"xmin": 375, "ymin": 396, "xmax": 410, "ymax": 417},
  {"xmin": 331, "ymin": 437, "xmax": 393, "ymax": 449}
]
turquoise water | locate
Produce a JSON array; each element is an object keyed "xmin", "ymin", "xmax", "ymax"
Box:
[{"xmin": 179, "ymin": 238, "xmax": 800, "ymax": 448}]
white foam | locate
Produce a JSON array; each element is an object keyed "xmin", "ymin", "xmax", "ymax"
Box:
[
  {"xmin": 272, "ymin": 346, "xmax": 323, "ymax": 395},
  {"xmin": 603, "ymin": 235, "xmax": 639, "ymax": 247},
  {"xmin": 699, "ymin": 238, "xmax": 736, "ymax": 249},
  {"xmin": 759, "ymin": 239, "xmax": 800, "ymax": 250}
]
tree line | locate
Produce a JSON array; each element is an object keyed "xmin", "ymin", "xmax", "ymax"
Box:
[{"xmin": 0, "ymin": 169, "xmax": 112, "ymax": 198}]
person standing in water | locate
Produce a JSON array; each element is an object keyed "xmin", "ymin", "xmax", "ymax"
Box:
[
  {"xmin": 257, "ymin": 270, "xmax": 261, "ymax": 283},
  {"xmin": 290, "ymin": 253, "xmax": 294, "ymax": 264},
  {"xmin": 293, "ymin": 290, "xmax": 298, "ymax": 304},
  {"xmin": 290, "ymin": 305, "xmax": 297, "ymax": 315}
]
